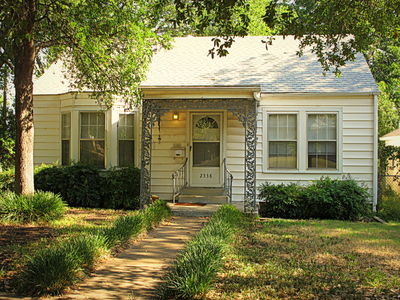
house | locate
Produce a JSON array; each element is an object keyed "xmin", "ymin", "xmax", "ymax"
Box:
[
  {"xmin": 380, "ymin": 128, "xmax": 400, "ymax": 147},
  {"xmin": 32, "ymin": 36, "xmax": 380, "ymax": 212},
  {"xmin": 380, "ymin": 128, "xmax": 400, "ymax": 193}
]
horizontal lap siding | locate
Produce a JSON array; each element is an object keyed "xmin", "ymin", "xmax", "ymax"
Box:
[
  {"xmin": 256, "ymin": 95, "xmax": 375, "ymax": 197},
  {"xmin": 33, "ymin": 96, "xmax": 61, "ymax": 165},
  {"xmin": 150, "ymin": 111, "xmax": 187, "ymax": 200}
]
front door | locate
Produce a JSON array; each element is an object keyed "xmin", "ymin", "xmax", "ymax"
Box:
[{"xmin": 190, "ymin": 113, "xmax": 222, "ymax": 187}]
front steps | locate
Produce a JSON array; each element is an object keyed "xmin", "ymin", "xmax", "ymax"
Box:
[{"xmin": 177, "ymin": 187, "xmax": 228, "ymax": 204}]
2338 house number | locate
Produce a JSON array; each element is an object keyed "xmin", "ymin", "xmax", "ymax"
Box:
[{"xmin": 200, "ymin": 173, "xmax": 212, "ymax": 178}]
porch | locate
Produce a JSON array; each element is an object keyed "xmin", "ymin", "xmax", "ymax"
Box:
[{"xmin": 139, "ymin": 98, "xmax": 258, "ymax": 213}]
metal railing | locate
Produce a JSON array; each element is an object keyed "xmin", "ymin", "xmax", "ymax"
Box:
[
  {"xmin": 172, "ymin": 158, "xmax": 188, "ymax": 203},
  {"xmin": 223, "ymin": 158, "xmax": 233, "ymax": 203}
]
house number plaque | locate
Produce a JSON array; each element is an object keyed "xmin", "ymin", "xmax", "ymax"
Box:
[{"xmin": 200, "ymin": 173, "xmax": 212, "ymax": 178}]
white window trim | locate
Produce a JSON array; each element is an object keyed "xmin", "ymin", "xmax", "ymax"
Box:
[
  {"xmin": 262, "ymin": 107, "xmax": 343, "ymax": 174},
  {"xmin": 265, "ymin": 112, "xmax": 299, "ymax": 170}
]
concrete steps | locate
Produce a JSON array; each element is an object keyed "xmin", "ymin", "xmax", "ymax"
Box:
[{"xmin": 177, "ymin": 187, "xmax": 228, "ymax": 204}]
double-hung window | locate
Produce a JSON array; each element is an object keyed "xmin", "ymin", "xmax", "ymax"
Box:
[
  {"xmin": 80, "ymin": 112, "xmax": 105, "ymax": 168},
  {"xmin": 61, "ymin": 113, "xmax": 71, "ymax": 166},
  {"xmin": 267, "ymin": 114, "xmax": 297, "ymax": 169},
  {"xmin": 118, "ymin": 114, "xmax": 135, "ymax": 167},
  {"xmin": 307, "ymin": 114, "xmax": 337, "ymax": 169}
]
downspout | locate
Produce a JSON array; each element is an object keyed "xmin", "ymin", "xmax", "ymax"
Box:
[{"xmin": 373, "ymin": 94, "xmax": 378, "ymax": 212}]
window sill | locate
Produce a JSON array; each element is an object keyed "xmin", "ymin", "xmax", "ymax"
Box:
[{"xmin": 262, "ymin": 168, "xmax": 342, "ymax": 174}]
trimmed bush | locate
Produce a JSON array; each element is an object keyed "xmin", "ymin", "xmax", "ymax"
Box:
[
  {"xmin": 103, "ymin": 167, "xmax": 141, "ymax": 210},
  {"xmin": 378, "ymin": 195, "xmax": 400, "ymax": 221},
  {"xmin": 18, "ymin": 200, "xmax": 171, "ymax": 296},
  {"xmin": 35, "ymin": 164, "xmax": 105, "ymax": 208},
  {"xmin": 258, "ymin": 177, "xmax": 371, "ymax": 220},
  {"xmin": 0, "ymin": 191, "xmax": 66, "ymax": 223},
  {"xmin": 34, "ymin": 164, "xmax": 140, "ymax": 209},
  {"xmin": 161, "ymin": 205, "xmax": 243, "ymax": 299}
]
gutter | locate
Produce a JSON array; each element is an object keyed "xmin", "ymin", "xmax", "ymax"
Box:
[{"xmin": 373, "ymin": 94, "xmax": 378, "ymax": 212}]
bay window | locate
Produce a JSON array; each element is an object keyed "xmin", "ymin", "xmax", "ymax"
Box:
[
  {"xmin": 80, "ymin": 112, "xmax": 105, "ymax": 168},
  {"xmin": 61, "ymin": 113, "xmax": 71, "ymax": 166},
  {"xmin": 118, "ymin": 113, "xmax": 135, "ymax": 167}
]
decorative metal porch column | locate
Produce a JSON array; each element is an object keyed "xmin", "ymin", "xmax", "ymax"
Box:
[
  {"xmin": 139, "ymin": 99, "xmax": 160, "ymax": 209},
  {"xmin": 231, "ymin": 101, "xmax": 258, "ymax": 214}
]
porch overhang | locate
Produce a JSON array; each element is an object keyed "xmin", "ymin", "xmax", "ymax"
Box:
[{"xmin": 139, "ymin": 97, "xmax": 259, "ymax": 214}]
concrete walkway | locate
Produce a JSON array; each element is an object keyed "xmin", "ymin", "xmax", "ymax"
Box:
[{"xmin": 52, "ymin": 216, "xmax": 205, "ymax": 300}]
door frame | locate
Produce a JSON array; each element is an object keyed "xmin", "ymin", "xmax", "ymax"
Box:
[{"xmin": 188, "ymin": 111, "xmax": 226, "ymax": 187}]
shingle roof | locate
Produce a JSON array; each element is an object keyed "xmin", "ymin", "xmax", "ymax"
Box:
[
  {"xmin": 34, "ymin": 36, "xmax": 379, "ymax": 95},
  {"xmin": 143, "ymin": 36, "xmax": 379, "ymax": 94},
  {"xmin": 381, "ymin": 128, "xmax": 400, "ymax": 139}
]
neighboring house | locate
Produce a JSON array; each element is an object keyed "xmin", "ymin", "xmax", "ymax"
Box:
[
  {"xmin": 380, "ymin": 129, "xmax": 400, "ymax": 193},
  {"xmin": 380, "ymin": 129, "xmax": 400, "ymax": 147},
  {"xmin": 32, "ymin": 36, "xmax": 380, "ymax": 212}
]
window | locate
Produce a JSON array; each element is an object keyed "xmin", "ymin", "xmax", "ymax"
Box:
[
  {"xmin": 118, "ymin": 114, "xmax": 135, "ymax": 167},
  {"xmin": 307, "ymin": 114, "xmax": 337, "ymax": 169},
  {"xmin": 267, "ymin": 114, "xmax": 297, "ymax": 169},
  {"xmin": 80, "ymin": 112, "xmax": 105, "ymax": 168},
  {"xmin": 61, "ymin": 113, "xmax": 71, "ymax": 166}
]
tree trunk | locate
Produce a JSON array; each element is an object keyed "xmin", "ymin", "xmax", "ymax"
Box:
[
  {"xmin": 14, "ymin": 0, "xmax": 36, "ymax": 195},
  {"xmin": 2, "ymin": 71, "xmax": 7, "ymax": 128}
]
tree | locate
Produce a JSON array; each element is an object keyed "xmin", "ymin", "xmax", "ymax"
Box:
[
  {"xmin": 2, "ymin": 0, "xmax": 399, "ymax": 194},
  {"xmin": 0, "ymin": 0, "xmax": 175, "ymax": 194}
]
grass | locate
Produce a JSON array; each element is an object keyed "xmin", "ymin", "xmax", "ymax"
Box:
[
  {"xmin": 0, "ymin": 207, "xmax": 127, "ymax": 293},
  {"xmin": 206, "ymin": 218, "xmax": 400, "ymax": 299},
  {"xmin": 17, "ymin": 200, "xmax": 171, "ymax": 296},
  {"xmin": 0, "ymin": 191, "xmax": 66, "ymax": 223}
]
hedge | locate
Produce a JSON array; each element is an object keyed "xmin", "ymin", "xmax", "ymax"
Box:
[
  {"xmin": 258, "ymin": 177, "xmax": 371, "ymax": 220},
  {"xmin": 1, "ymin": 164, "xmax": 140, "ymax": 210}
]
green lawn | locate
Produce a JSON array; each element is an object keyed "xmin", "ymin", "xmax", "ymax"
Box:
[{"xmin": 207, "ymin": 218, "xmax": 400, "ymax": 299}]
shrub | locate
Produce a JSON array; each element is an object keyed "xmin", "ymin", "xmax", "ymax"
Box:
[
  {"xmin": 258, "ymin": 177, "xmax": 371, "ymax": 220},
  {"xmin": 0, "ymin": 168, "xmax": 14, "ymax": 191},
  {"xmin": 103, "ymin": 167, "xmax": 141, "ymax": 210},
  {"xmin": 303, "ymin": 177, "xmax": 371, "ymax": 220},
  {"xmin": 34, "ymin": 164, "xmax": 141, "ymax": 209},
  {"xmin": 35, "ymin": 164, "xmax": 105, "ymax": 208},
  {"xmin": 378, "ymin": 195, "xmax": 400, "ymax": 221},
  {"xmin": 0, "ymin": 164, "xmax": 53, "ymax": 192},
  {"xmin": 161, "ymin": 205, "xmax": 243, "ymax": 299},
  {"xmin": 0, "ymin": 191, "xmax": 66, "ymax": 223},
  {"xmin": 258, "ymin": 182, "xmax": 305, "ymax": 219}
]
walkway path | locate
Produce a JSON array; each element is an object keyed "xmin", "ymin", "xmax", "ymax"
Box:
[{"xmin": 54, "ymin": 216, "xmax": 205, "ymax": 300}]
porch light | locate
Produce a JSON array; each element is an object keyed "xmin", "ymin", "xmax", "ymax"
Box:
[{"xmin": 172, "ymin": 112, "xmax": 179, "ymax": 120}]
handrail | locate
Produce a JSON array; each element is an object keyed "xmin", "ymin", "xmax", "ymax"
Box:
[
  {"xmin": 172, "ymin": 158, "xmax": 188, "ymax": 203},
  {"xmin": 223, "ymin": 158, "xmax": 233, "ymax": 203}
]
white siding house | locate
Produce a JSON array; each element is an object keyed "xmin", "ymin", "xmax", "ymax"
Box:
[{"xmin": 33, "ymin": 36, "xmax": 379, "ymax": 211}]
